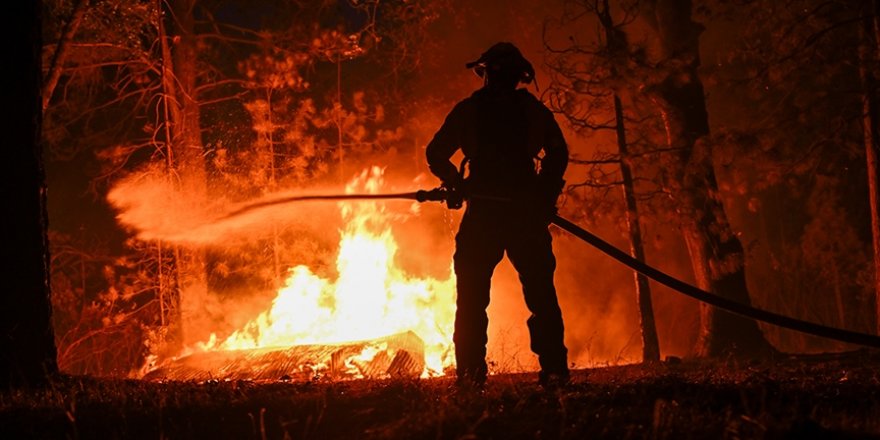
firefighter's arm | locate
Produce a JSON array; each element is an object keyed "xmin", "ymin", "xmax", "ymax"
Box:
[
  {"xmin": 425, "ymin": 104, "xmax": 465, "ymax": 187},
  {"xmin": 538, "ymin": 110, "xmax": 569, "ymax": 201}
]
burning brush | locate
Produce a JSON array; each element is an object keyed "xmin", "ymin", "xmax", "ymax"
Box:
[{"xmin": 139, "ymin": 169, "xmax": 457, "ymax": 382}]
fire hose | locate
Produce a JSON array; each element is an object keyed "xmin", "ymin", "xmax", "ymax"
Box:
[{"xmin": 221, "ymin": 187, "xmax": 880, "ymax": 349}]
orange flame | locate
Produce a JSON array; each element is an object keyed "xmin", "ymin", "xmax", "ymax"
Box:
[{"xmin": 199, "ymin": 167, "xmax": 456, "ymax": 376}]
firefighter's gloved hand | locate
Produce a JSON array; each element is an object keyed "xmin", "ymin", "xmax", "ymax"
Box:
[{"xmin": 443, "ymin": 182, "xmax": 465, "ymax": 210}]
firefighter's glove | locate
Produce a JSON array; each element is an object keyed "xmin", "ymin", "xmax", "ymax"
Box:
[{"xmin": 443, "ymin": 182, "xmax": 465, "ymax": 210}]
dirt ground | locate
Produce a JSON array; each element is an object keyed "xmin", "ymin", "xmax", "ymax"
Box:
[{"xmin": 2, "ymin": 352, "xmax": 879, "ymax": 439}]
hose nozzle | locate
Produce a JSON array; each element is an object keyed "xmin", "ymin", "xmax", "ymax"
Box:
[
  {"xmin": 415, "ymin": 187, "xmax": 448, "ymax": 203},
  {"xmin": 415, "ymin": 186, "xmax": 464, "ymax": 209}
]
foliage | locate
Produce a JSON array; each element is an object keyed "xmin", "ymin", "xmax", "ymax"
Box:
[
  {"xmin": 710, "ymin": 0, "xmax": 867, "ymax": 183},
  {"xmin": 709, "ymin": 0, "xmax": 876, "ymax": 343},
  {"xmin": 42, "ymin": 0, "xmax": 161, "ymax": 164},
  {"xmin": 204, "ymin": 10, "xmax": 413, "ymax": 299},
  {"xmin": 49, "ymin": 231, "xmax": 172, "ymax": 376}
]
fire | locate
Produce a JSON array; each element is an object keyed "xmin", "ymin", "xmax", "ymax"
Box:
[{"xmin": 199, "ymin": 167, "xmax": 456, "ymax": 377}]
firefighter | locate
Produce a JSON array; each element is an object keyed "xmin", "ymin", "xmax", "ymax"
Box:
[{"xmin": 426, "ymin": 42, "xmax": 570, "ymax": 388}]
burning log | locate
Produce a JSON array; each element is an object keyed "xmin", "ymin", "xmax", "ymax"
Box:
[{"xmin": 144, "ymin": 331, "xmax": 425, "ymax": 382}]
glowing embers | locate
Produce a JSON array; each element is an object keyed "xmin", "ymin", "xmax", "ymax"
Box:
[{"xmin": 144, "ymin": 331, "xmax": 425, "ymax": 381}]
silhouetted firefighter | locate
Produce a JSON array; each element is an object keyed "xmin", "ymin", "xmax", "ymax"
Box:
[{"xmin": 426, "ymin": 42, "xmax": 570, "ymax": 388}]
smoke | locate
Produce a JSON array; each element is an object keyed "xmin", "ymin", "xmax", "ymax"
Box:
[{"xmin": 106, "ymin": 167, "xmax": 345, "ymax": 247}]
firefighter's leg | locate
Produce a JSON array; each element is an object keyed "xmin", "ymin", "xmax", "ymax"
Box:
[
  {"xmin": 453, "ymin": 212, "xmax": 504, "ymax": 385},
  {"xmin": 506, "ymin": 221, "xmax": 569, "ymax": 382}
]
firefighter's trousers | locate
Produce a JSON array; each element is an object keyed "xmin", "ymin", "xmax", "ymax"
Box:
[{"xmin": 452, "ymin": 201, "xmax": 568, "ymax": 383}]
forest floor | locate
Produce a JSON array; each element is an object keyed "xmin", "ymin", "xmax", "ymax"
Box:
[{"xmin": 2, "ymin": 351, "xmax": 880, "ymax": 439}]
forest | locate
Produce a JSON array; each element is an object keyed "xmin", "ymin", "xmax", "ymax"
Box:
[
  {"xmin": 35, "ymin": 0, "xmax": 879, "ymax": 375},
  {"xmin": 1, "ymin": 0, "xmax": 879, "ymax": 438}
]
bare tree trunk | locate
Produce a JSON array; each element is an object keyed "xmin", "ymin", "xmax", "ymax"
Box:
[
  {"xmin": 156, "ymin": 0, "xmax": 182, "ymax": 351},
  {"xmin": 644, "ymin": 0, "xmax": 775, "ymax": 358},
  {"xmin": 598, "ymin": 0, "xmax": 660, "ymax": 362},
  {"xmin": 160, "ymin": 0, "xmax": 208, "ymax": 347},
  {"xmin": 1, "ymin": 0, "xmax": 59, "ymax": 387},
  {"xmin": 42, "ymin": 0, "xmax": 89, "ymax": 114},
  {"xmin": 614, "ymin": 94, "xmax": 661, "ymax": 362},
  {"xmin": 166, "ymin": 0, "xmax": 206, "ymax": 199},
  {"xmin": 860, "ymin": 0, "xmax": 880, "ymax": 336}
]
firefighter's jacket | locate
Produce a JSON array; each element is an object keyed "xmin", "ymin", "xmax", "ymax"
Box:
[{"xmin": 426, "ymin": 87, "xmax": 568, "ymax": 201}]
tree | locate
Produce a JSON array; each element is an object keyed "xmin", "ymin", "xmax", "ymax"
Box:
[
  {"xmin": 859, "ymin": 0, "xmax": 880, "ymax": 334},
  {"xmin": 42, "ymin": 0, "xmax": 90, "ymax": 115},
  {"xmin": 548, "ymin": 0, "xmax": 779, "ymax": 357},
  {"xmin": 1, "ymin": 0, "xmax": 58, "ymax": 387},
  {"xmin": 600, "ymin": 1, "xmax": 661, "ymax": 363},
  {"xmin": 639, "ymin": 0, "xmax": 775, "ymax": 357},
  {"xmin": 41, "ymin": 0, "xmax": 447, "ymax": 373},
  {"xmin": 41, "ymin": 0, "xmax": 195, "ymax": 370},
  {"xmin": 156, "ymin": 0, "xmax": 209, "ymax": 348},
  {"xmin": 49, "ymin": 230, "xmax": 172, "ymax": 375},
  {"xmin": 545, "ymin": 0, "xmax": 660, "ymax": 362},
  {"xmin": 711, "ymin": 0, "xmax": 877, "ymax": 347}
]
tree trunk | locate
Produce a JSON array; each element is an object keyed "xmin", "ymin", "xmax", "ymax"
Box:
[
  {"xmin": 598, "ymin": 1, "xmax": 661, "ymax": 362},
  {"xmin": 644, "ymin": 0, "xmax": 775, "ymax": 358},
  {"xmin": 860, "ymin": 0, "xmax": 880, "ymax": 336},
  {"xmin": 42, "ymin": 0, "xmax": 89, "ymax": 115},
  {"xmin": 160, "ymin": 0, "xmax": 208, "ymax": 348},
  {"xmin": 615, "ymin": 94, "xmax": 661, "ymax": 362},
  {"xmin": 1, "ymin": 0, "xmax": 59, "ymax": 388}
]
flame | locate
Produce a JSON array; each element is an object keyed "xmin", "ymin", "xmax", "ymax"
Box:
[{"xmin": 200, "ymin": 167, "xmax": 456, "ymax": 376}]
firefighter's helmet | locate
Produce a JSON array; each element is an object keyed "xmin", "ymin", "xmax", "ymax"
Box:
[{"xmin": 465, "ymin": 42, "xmax": 534, "ymax": 84}]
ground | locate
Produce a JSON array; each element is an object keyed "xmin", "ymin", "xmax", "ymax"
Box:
[{"xmin": 2, "ymin": 352, "xmax": 879, "ymax": 439}]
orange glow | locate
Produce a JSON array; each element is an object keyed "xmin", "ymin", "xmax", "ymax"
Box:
[{"xmin": 195, "ymin": 167, "xmax": 457, "ymax": 377}]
